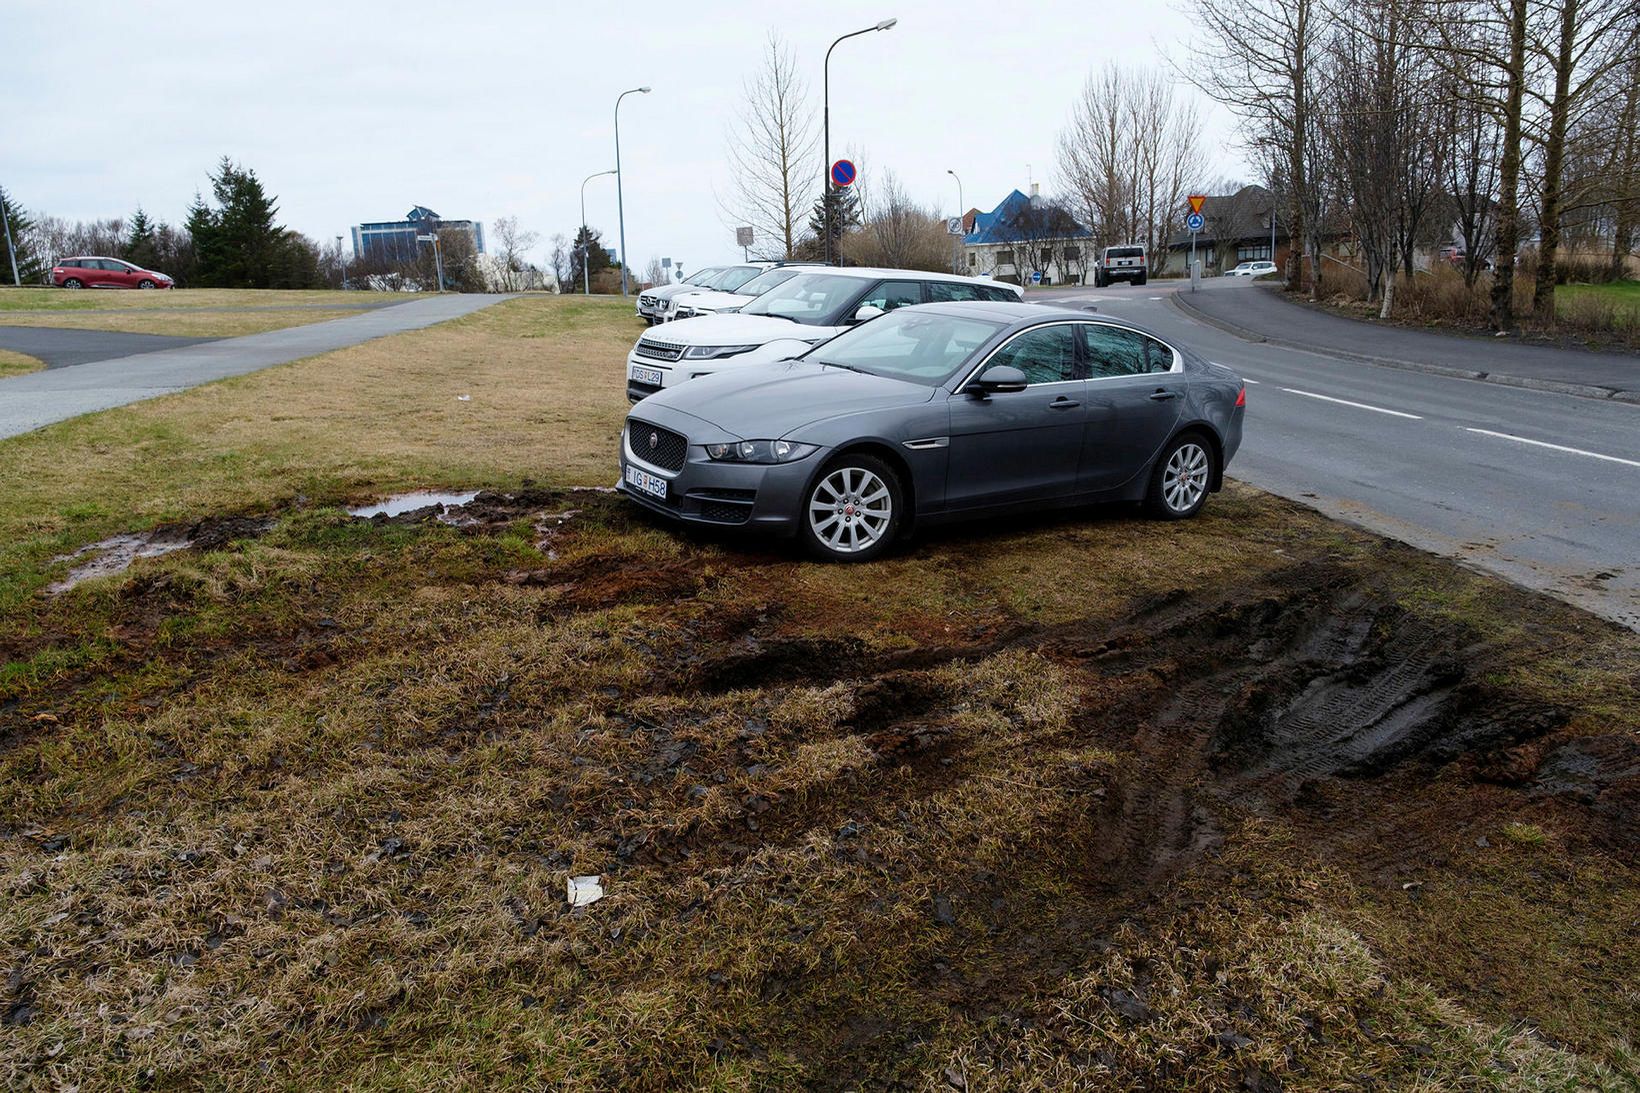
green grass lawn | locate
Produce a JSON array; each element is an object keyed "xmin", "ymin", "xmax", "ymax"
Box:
[
  {"xmin": 1558, "ymin": 279, "xmax": 1640, "ymax": 314},
  {"xmin": 2, "ymin": 297, "xmax": 1637, "ymax": 1090}
]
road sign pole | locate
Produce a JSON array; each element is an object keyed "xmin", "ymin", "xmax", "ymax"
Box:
[
  {"xmin": 1190, "ymin": 231, "xmax": 1199, "ymax": 292},
  {"xmin": 0, "ymin": 191, "xmax": 20, "ymax": 287}
]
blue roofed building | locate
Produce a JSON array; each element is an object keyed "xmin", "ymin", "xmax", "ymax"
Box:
[
  {"xmin": 352, "ymin": 206, "xmax": 486, "ymax": 264},
  {"xmin": 962, "ymin": 184, "xmax": 1092, "ymax": 286}
]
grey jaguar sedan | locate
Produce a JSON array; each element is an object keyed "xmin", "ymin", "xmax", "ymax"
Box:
[{"xmin": 617, "ymin": 301, "xmax": 1245, "ymax": 561}]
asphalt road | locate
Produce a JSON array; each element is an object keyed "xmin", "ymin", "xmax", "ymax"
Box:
[
  {"xmin": 1035, "ymin": 279, "xmax": 1640, "ymax": 629},
  {"xmin": 0, "ymin": 326, "xmax": 218, "ymax": 369},
  {"xmin": 0, "ymin": 294, "xmax": 513, "ymax": 440}
]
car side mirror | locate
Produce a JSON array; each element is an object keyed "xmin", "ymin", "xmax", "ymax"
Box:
[
  {"xmin": 850, "ymin": 304, "xmax": 885, "ymax": 324},
  {"xmin": 968, "ymin": 364, "xmax": 1028, "ymax": 396}
]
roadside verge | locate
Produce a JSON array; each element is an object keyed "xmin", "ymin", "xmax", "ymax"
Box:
[{"xmin": 1172, "ymin": 285, "xmax": 1640, "ymax": 404}]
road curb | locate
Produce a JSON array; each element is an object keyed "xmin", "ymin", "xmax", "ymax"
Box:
[{"xmin": 1169, "ymin": 291, "xmax": 1636, "ymax": 404}]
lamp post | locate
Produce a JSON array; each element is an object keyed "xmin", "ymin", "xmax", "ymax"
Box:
[
  {"xmin": 822, "ymin": 18, "xmax": 896, "ymax": 265},
  {"xmin": 580, "ymin": 168, "xmax": 617, "ymax": 295},
  {"xmin": 335, "ymin": 234, "xmax": 348, "ymax": 290},
  {"xmin": 946, "ymin": 169, "xmax": 963, "ymax": 274},
  {"xmin": 614, "ymin": 86, "xmax": 651, "ymax": 297}
]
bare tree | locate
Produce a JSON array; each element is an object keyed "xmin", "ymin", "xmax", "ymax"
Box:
[
  {"xmin": 490, "ymin": 216, "xmax": 540, "ymax": 293},
  {"xmin": 843, "ymin": 169, "xmax": 953, "ymax": 273},
  {"xmin": 1523, "ymin": 0, "xmax": 1635, "ymax": 314},
  {"xmin": 1184, "ymin": 0, "xmax": 1325, "ymax": 295},
  {"xmin": 1057, "ymin": 65, "xmax": 1207, "ymax": 260},
  {"xmin": 547, "ymin": 233, "xmax": 572, "ymax": 293},
  {"xmin": 721, "ymin": 33, "xmax": 818, "ymax": 260},
  {"xmin": 1428, "ymin": 0, "xmax": 1537, "ymax": 329}
]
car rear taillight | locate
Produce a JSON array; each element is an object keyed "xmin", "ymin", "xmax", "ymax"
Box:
[{"xmin": 1235, "ymin": 385, "xmax": 1246, "ymax": 408}]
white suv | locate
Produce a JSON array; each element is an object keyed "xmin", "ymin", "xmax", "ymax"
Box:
[
  {"xmin": 625, "ymin": 267, "xmax": 1022, "ymax": 402},
  {"xmin": 669, "ymin": 265, "xmax": 820, "ymax": 319},
  {"xmin": 636, "ymin": 266, "xmax": 727, "ymax": 324},
  {"xmin": 1226, "ymin": 260, "xmax": 1278, "ymax": 278},
  {"xmin": 637, "ymin": 264, "xmax": 773, "ymax": 324},
  {"xmin": 1094, "ymin": 244, "xmax": 1147, "ymax": 287}
]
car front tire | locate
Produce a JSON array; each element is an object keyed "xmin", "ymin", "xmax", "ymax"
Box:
[
  {"xmin": 138, "ymin": 279, "xmax": 156, "ymax": 289},
  {"xmin": 1145, "ymin": 432, "xmax": 1215, "ymax": 520},
  {"xmin": 800, "ymin": 454, "xmax": 903, "ymax": 562}
]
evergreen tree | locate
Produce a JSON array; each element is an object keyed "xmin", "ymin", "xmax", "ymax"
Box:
[
  {"xmin": 569, "ymin": 225, "xmax": 612, "ymax": 291},
  {"xmin": 184, "ymin": 191, "xmax": 223, "ymax": 286},
  {"xmin": 124, "ymin": 207, "xmax": 162, "ymax": 271},
  {"xmin": 186, "ymin": 159, "xmax": 285, "ymax": 288},
  {"xmin": 0, "ymin": 186, "xmax": 45, "ymax": 285},
  {"xmin": 806, "ymin": 185, "xmax": 860, "ymax": 261}
]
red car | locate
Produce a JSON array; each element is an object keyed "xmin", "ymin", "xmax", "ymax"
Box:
[{"xmin": 51, "ymin": 256, "xmax": 174, "ymax": 289}]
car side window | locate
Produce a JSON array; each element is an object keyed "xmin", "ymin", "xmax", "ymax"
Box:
[
  {"xmin": 986, "ymin": 325, "xmax": 1079, "ymax": 385},
  {"xmin": 858, "ymin": 280, "xmax": 924, "ymax": 313},
  {"xmin": 1144, "ymin": 337, "xmax": 1175, "ymax": 373},
  {"xmin": 1080, "ymin": 324, "xmax": 1150, "ymax": 378},
  {"xmin": 925, "ymin": 281, "xmax": 981, "ymax": 303},
  {"xmin": 979, "ymin": 285, "xmax": 1017, "ymax": 302}
]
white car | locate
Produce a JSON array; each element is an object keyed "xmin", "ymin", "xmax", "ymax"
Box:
[
  {"xmin": 625, "ymin": 267, "xmax": 1023, "ymax": 401},
  {"xmin": 637, "ymin": 264, "xmax": 773, "ymax": 324},
  {"xmin": 1225, "ymin": 260, "xmax": 1279, "ymax": 278},
  {"xmin": 670, "ymin": 265, "xmax": 818, "ymax": 319},
  {"xmin": 636, "ymin": 266, "xmax": 728, "ymax": 324}
]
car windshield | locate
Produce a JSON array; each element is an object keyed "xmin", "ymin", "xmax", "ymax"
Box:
[
  {"xmin": 805, "ymin": 309, "xmax": 1004, "ymax": 386},
  {"xmin": 740, "ymin": 273, "xmax": 873, "ymax": 325},
  {"xmin": 733, "ymin": 268, "xmax": 801, "ymax": 296},
  {"xmin": 683, "ymin": 267, "xmax": 723, "ymax": 286},
  {"xmin": 708, "ymin": 266, "xmax": 763, "ymax": 292}
]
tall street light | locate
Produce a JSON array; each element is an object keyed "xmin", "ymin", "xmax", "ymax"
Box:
[
  {"xmin": 335, "ymin": 234, "xmax": 348, "ymax": 290},
  {"xmin": 580, "ymin": 168, "xmax": 617, "ymax": 295},
  {"xmin": 823, "ymin": 18, "xmax": 896, "ymax": 265},
  {"xmin": 946, "ymin": 169, "xmax": 963, "ymax": 274},
  {"xmin": 614, "ymin": 86, "xmax": 651, "ymax": 297}
]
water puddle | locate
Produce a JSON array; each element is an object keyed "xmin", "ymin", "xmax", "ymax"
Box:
[
  {"xmin": 347, "ymin": 491, "xmax": 480, "ymax": 521},
  {"xmin": 48, "ymin": 531, "xmax": 193, "ymax": 593}
]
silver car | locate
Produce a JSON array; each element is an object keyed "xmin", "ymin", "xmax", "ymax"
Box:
[{"xmin": 618, "ymin": 301, "xmax": 1246, "ymax": 561}]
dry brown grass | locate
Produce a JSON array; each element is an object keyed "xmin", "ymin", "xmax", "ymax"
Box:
[
  {"xmin": 0, "ymin": 288, "xmax": 434, "ymax": 337},
  {"xmin": 1, "ymin": 296, "xmax": 1637, "ymax": 1090},
  {"xmin": 0, "ymin": 349, "xmax": 43, "ymax": 378}
]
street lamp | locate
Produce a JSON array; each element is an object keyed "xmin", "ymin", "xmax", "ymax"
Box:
[
  {"xmin": 822, "ymin": 18, "xmax": 896, "ymax": 265},
  {"xmin": 614, "ymin": 86, "xmax": 651, "ymax": 297},
  {"xmin": 946, "ymin": 169, "xmax": 963, "ymax": 274},
  {"xmin": 335, "ymin": 234, "xmax": 348, "ymax": 290},
  {"xmin": 580, "ymin": 168, "xmax": 617, "ymax": 295}
]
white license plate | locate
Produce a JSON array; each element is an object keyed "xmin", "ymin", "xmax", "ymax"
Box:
[
  {"xmin": 625, "ymin": 464, "xmax": 668, "ymax": 500},
  {"xmin": 631, "ymin": 365, "xmax": 664, "ymax": 387}
]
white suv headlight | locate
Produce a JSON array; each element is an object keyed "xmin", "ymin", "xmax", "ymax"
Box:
[{"xmin": 683, "ymin": 344, "xmax": 759, "ymax": 360}]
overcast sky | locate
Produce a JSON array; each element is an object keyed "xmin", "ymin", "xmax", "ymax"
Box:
[{"xmin": 11, "ymin": 1, "xmax": 1250, "ymax": 274}]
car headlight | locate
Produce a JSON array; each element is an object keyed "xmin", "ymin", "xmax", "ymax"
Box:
[
  {"xmin": 720, "ymin": 305, "xmax": 742, "ymax": 313},
  {"xmin": 704, "ymin": 439, "xmax": 818, "ymax": 464},
  {"xmin": 683, "ymin": 344, "xmax": 759, "ymax": 360}
]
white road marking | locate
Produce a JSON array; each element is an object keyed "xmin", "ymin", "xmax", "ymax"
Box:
[
  {"xmin": 1242, "ymin": 378, "xmax": 1261, "ymax": 384},
  {"xmin": 1148, "ymin": 296, "xmax": 1163, "ymax": 300},
  {"xmin": 1279, "ymin": 387, "xmax": 1423, "ymax": 419},
  {"xmin": 1464, "ymin": 428, "xmax": 1640, "ymax": 469}
]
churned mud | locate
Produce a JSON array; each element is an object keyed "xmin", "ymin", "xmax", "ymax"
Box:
[{"xmin": 5, "ymin": 486, "xmax": 1637, "ymax": 1088}]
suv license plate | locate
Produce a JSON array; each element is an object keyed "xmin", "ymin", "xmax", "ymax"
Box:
[
  {"xmin": 625, "ymin": 464, "xmax": 668, "ymax": 500},
  {"xmin": 631, "ymin": 365, "xmax": 664, "ymax": 387}
]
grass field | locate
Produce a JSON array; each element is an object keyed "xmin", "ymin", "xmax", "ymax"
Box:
[
  {"xmin": 0, "ymin": 348, "xmax": 44, "ymax": 378},
  {"xmin": 2, "ymin": 297, "xmax": 1637, "ymax": 1090},
  {"xmin": 0, "ymin": 287, "xmax": 429, "ymax": 337},
  {"xmin": 1559, "ymin": 279, "xmax": 1640, "ymax": 316}
]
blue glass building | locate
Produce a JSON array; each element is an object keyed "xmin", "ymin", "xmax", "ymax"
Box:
[{"xmin": 351, "ymin": 206, "xmax": 485, "ymax": 262}]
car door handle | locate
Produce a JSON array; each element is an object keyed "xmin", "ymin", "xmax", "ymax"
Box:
[
  {"xmin": 1148, "ymin": 389, "xmax": 1177, "ymax": 401},
  {"xmin": 1048, "ymin": 397, "xmax": 1080, "ymax": 409}
]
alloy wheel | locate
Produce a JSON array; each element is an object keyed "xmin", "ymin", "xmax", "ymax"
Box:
[
  {"xmin": 808, "ymin": 466, "xmax": 893, "ymax": 554},
  {"xmin": 1162, "ymin": 442, "xmax": 1209, "ymax": 513}
]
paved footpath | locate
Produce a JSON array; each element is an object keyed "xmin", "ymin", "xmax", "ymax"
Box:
[
  {"xmin": 0, "ymin": 294, "xmax": 512, "ymax": 440},
  {"xmin": 1173, "ymin": 279, "xmax": 1639, "ymax": 401}
]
